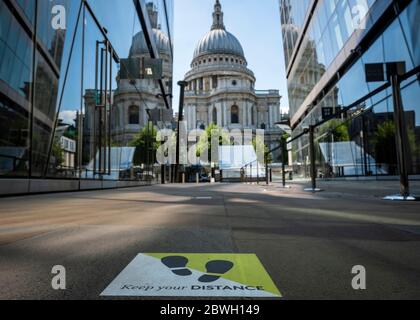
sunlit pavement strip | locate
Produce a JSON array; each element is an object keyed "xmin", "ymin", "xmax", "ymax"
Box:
[{"xmin": 101, "ymin": 254, "xmax": 282, "ymax": 298}]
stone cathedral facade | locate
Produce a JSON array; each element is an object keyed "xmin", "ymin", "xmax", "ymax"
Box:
[{"xmin": 184, "ymin": 0, "xmax": 282, "ymax": 153}]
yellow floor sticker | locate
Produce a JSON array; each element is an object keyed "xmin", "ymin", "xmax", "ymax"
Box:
[{"xmin": 101, "ymin": 253, "xmax": 282, "ymax": 298}]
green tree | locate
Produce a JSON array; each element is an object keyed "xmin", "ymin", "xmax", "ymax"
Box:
[
  {"xmin": 318, "ymin": 119, "xmax": 350, "ymax": 142},
  {"xmin": 252, "ymin": 137, "xmax": 272, "ymax": 164},
  {"xmin": 63, "ymin": 125, "xmax": 77, "ymax": 140},
  {"xmin": 373, "ymin": 120, "xmax": 398, "ymax": 173},
  {"xmin": 52, "ymin": 141, "xmax": 64, "ymax": 167},
  {"xmin": 129, "ymin": 122, "xmax": 159, "ymax": 165},
  {"xmin": 373, "ymin": 120, "xmax": 417, "ymax": 172}
]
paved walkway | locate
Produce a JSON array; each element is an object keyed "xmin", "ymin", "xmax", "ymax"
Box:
[
  {"xmin": 0, "ymin": 182, "xmax": 420, "ymax": 299},
  {"xmin": 277, "ymin": 179, "xmax": 420, "ymax": 199}
]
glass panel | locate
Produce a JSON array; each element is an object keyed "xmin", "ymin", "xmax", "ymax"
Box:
[
  {"xmin": 81, "ymin": 7, "xmax": 110, "ymax": 179},
  {"xmin": 338, "ymin": 60, "xmax": 369, "ymax": 106},
  {"xmin": 400, "ymin": 78, "xmax": 420, "ymax": 175},
  {"xmin": 399, "ymin": 0, "xmax": 420, "ymax": 67},
  {"xmin": 31, "ymin": 0, "xmax": 72, "ymax": 177},
  {"xmin": 367, "ymin": 96, "xmax": 398, "ymax": 175},
  {"xmin": 47, "ymin": 1, "xmax": 83, "ymax": 178},
  {"xmin": 279, "ymin": 0, "xmax": 312, "ymax": 69},
  {"xmin": 383, "ymin": 18, "xmax": 414, "ymax": 70},
  {"xmin": 1, "ymin": 0, "xmax": 173, "ymax": 185},
  {"xmin": 0, "ymin": 3, "xmax": 33, "ymax": 177},
  {"xmin": 31, "ymin": 52, "xmax": 60, "ymax": 176}
]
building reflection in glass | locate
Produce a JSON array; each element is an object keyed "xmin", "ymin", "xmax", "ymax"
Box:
[
  {"xmin": 279, "ymin": 0, "xmax": 420, "ymax": 179},
  {"xmin": 0, "ymin": 0, "xmax": 174, "ymax": 185}
]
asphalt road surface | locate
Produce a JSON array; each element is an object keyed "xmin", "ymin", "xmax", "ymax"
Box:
[{"xmin": 1, "ymin": 182, "xmax": 420, "ymax": 300}]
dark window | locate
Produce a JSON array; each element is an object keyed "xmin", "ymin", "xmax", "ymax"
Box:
[
  {"xmin": 129, "ymin": 105, "xmax": 140, "ymax": 124},
  {"xmin": 231, "ymin": 105, "xmax": 239, "ymax": 124},
  {"xmin": 212, "ymin": 107, "xmax": 217, "ymax": 124},
  {"xmin": 212, "ymin": 76, "xmax": 218, "ymax": 89}
]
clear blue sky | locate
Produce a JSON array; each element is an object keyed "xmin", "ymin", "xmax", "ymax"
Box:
[{"xmin": 172, "ymin": 0, "xmax": 289, "ymax": 112}]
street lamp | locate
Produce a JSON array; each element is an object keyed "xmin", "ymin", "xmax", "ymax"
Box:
[
  {"xmin": 175, "ymin": 81, "xmax": 188, "ymax": 183},
  {"xmin": 145, "ymin": 108, "xmax": 153, "ymax": 185},
  {"xmin": 303, "ymin": 125, "xmax": 322, "ymax": 193},
  {"xmin": 155, "ymin": 93, "xmax": 173, "ymax": 184}
]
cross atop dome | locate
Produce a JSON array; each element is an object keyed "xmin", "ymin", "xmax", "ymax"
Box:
[{"xmin": 211, "ymin": 0, "xmax": 225, "ymax": 30}]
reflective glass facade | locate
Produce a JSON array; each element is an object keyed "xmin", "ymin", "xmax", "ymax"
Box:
[
  {"xmin": 0, "ymin": 0, "xmax": 173, "ymax": 190},
  {"xmin": 280, "ymin": 0, "xmax": 420, "ymax": 179}
]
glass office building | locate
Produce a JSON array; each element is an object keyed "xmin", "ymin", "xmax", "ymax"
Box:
[
  {"xmin": 280, "ymin": 0, "xmax": 420, "ymax": 179},
  {"xmin": 0, "ymin": 0, "xmax": 174, "ymax": 195}
]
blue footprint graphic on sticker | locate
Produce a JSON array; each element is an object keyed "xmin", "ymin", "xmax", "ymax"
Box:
[
  {"xmin": 198, "ymin": 260, "xmax": 234, "ymax": 283},
  {"xmin": 161, "ymin": 256, "xmax": 193, "ymax": 276}
]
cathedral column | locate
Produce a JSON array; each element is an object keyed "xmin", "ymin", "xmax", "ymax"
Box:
[
  {"xmin": 242, "ymin": 103, "xmax": 247, "ymax": 127},
  {"xmin": 208, "ymin": 106, "xmax": 212, "ymax": 125},
  {"xmin": 247, "ymin": 103, "xmax": 252, "ymax": 127},
  {"xmin": 190, "ymin": 106, "xmax": 194, "ymax": 130},
  {"xmin": 217, "ymin": 103, "xmax": 222, "ymax": 127},
  {"xmin": 192, "ymin": 105, "xmax": 197, "ymax": 129},
  {"xmin": 224, "ymin": 103, "xmax": 228, "ymax": 126},
  {"xmin": 144, "ymin": 105, "xmax": 148, "ymax": 125},
  {"xmin": 186, "ymin": 105, "xmax": 191, "ymax": 130},
  {"xmin": 273, "ymin": 105, "xmax": 278, "ymax": 125},
  {"xmin": 221, "ymin": 103, "xmax": 225, "ymax": 126}
]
